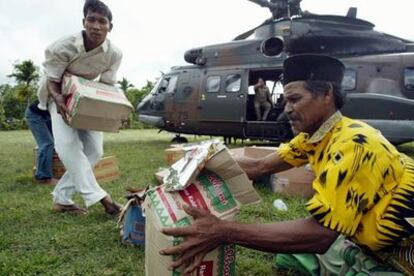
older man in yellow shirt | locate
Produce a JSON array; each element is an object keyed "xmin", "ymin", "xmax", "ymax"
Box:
[{"xmin": 160, "ymin": 54, "xmax": 414, "ymax": 275}]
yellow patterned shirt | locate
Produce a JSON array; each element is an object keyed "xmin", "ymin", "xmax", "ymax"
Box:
[{"xmin": 277, "ymin": 111, "xmax": 414, "ymax": 251}]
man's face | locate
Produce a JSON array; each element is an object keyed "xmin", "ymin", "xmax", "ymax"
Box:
[
  {"xmin": 83, "ymin": 10, "xmax": 112, "ymax": 47},
  {"xmin": 283, "ymin": 81, "xmax": 333, "ymax": 135}
]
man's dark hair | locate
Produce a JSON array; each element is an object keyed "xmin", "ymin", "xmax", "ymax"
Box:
[
  {"xmin": 304, "ymin": 80, "xmax": 345, "ymax": 109},
  {"xmin": 83, "ymin": 0, "xmax": 112, "ymax": 22}
]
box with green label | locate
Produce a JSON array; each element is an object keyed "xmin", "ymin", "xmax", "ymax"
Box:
[
  {"xmin": 144, "ymin": 146, "xmax": 261, "ymax": 276},
  {"xmin": 62, "ymin": 74, "xmax": 133, "ymax": 132}
]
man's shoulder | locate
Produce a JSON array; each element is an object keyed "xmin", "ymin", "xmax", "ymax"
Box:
[
  {"xmin": 106, "ymin": 39, "xmax": 123, "ymax": 57},
  {"xmin": 46, "ymin": 32, "xmax": 81, "ymax": 51},
  {"xmin": 332, "ymin": 116, "xmax": 388, "ymax": 148}
]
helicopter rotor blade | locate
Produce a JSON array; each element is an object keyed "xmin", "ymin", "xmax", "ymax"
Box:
[
  {"xmin": 233, "ymin": 18, "xmax": 272, "ymax": 40},
  {"xmin": 233, "ymin": 27, "xmax": 256, "ymax": 40}
]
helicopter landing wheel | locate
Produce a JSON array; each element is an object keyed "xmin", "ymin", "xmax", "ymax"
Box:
[{"xmin": 171, "ymin": 135, "xmax": 188, "ymax": 144}]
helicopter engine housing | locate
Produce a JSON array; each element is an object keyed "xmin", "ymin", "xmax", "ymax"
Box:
[{"xmin": 261, "ymin": 37, "xmax": 284, "ymax": 57}]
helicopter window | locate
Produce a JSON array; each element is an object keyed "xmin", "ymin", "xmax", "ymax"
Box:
[
  {"xmin": 342, "ymin": 69, "xmax": 356, "ymax": 91},
  {"xmin": 165, "ymin": 75, "xmax": 178, "ymax": 93},
  {"xmin": 206, "ymin": 76, "xmax": 221, "ymax": 92},
  {"xmin": 404, "ymin": 68, "xmax": 414, "ymax": 90},
  {"xmin": 225, "ymin": 74, "xmax": 241, "ymax": 92}
]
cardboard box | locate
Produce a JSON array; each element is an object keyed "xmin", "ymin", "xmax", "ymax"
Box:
[
  {"xmin": 243, "ymin": 146, "xmax": 277, "ymax": 159},
  {"xmin": 33, "ymin": 148, "xmax": 120, "ymax": 183},
  {"xmin": 234, "ymin": 146, "xmax": 315, "ymax": 198},
  {"xmin": 164, "ymin": 147, "xmax": 185, "ymax": 166},
  {"xmin": 144, "ymin": 146, "xmax": 261, "ymax": 276},
  {"xmin": 271, "ymin": 165, "xmax": 315, "ymax": 198},
  {"xmin": 33, "ymin": 148, "xmax": 64, "ymax": 178},
  {"xmin": 62, "ymin": 74, "xmax": 133, "ymax": 132},
  {"xmin": 93, "ymin": 156, "xmax": 121, "ymax": 183}
]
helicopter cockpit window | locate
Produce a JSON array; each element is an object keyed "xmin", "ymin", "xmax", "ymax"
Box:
[
  {"xmin": 165, "ymin": 75, "xmax": 178, "ymax": 93},
  {"xmin": 225, "ymin": 74, "xmax": 241, "ymax": 92},
  {"xmin": 206, "ymin": 76, "xmax": 221, "ymax": 92},
  {"xmin": 404, "ymin": 68, "xmax": 414, "ymax": 90},
  {"xmin": 342, "ymin": 69, "xmax": 356, "ymax": 91}
]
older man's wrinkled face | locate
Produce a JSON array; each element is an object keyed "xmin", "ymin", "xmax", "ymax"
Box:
[{"xmin": 283, "ymin": 81, "xmax": 333, "ymax": 135}]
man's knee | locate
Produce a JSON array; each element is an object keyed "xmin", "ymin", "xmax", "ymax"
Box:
[
  {"xmin": 263, "ymin": 102, "xmax": 271, "ymax": 111},
  {"xmin": 89, "ymin": 148, "xmax": 103, "ymax": 161},
  {"xmin": 84, "ymin": 145, "xmax": 103, "ymax": 164}
]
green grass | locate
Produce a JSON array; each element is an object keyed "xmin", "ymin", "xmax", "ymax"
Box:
[{"xmin": 5, "ymin": 130, "xmax": 412, "ymax": 275}]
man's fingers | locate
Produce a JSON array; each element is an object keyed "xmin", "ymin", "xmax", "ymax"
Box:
[
  {"xmin": 168, "ymin": 244, "xmax": 204, "ymax": 270},
  {"xmin": 60, "ymin": 110, "xmax": 70, "ymax": 125},
  {"xmin": 184, "ymin": 252, "xmax": 206, "ymax": 275},
  {"xmin": 160, "ymin": 237, "xmax": 196, "ymax": 255},
  {"xmin": 183, "ymin": 205, "xmax": 210, "ymax": 219},
  {"xmin": 161, "ymin": 226, "xmax": 194, "ymax": 237}
]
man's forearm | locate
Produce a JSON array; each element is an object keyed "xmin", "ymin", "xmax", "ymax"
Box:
[
  {"xmin": 221, "ymin": 217, "xmax": 338, "ymax": 254},
  {"xmin": 236, "ymin": 152, "xmax": 292, "ymax": 180}
]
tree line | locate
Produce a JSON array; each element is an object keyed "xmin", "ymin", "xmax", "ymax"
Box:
[{"xmin": 0, "ymin": 60, "xmax": 154, "ymax": 130}]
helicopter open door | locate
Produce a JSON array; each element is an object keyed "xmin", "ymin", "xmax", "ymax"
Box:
[{"xmin": 199, "ymin": 70, "xmax": 246, "ymax": 122}]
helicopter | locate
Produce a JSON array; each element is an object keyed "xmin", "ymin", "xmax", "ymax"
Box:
[{"xmin": 137, "ymin": 0, "xmax": 414, "ymax": 145}]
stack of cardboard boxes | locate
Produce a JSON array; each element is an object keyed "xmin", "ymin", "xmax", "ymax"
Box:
[{"xmin": 33, "ymin": 148, "xmax": 120, "ymax": 183}]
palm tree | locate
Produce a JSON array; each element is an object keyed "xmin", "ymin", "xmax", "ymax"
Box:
[
  {"xmin": 8, "ymin": 60, "xmax": 39, "ymax": 108},
  {"xmin": 117, "ymin": 77, "xmax": 134, "ymax": 93}
]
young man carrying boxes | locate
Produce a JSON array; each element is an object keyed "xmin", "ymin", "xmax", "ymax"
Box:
[{"xmin": 37, "ymin": 0, "xmax": 124, "ymax": 215}]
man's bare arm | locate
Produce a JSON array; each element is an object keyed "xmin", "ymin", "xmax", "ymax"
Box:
[
  {"xmin": 47, "ymin": 79, "xmax": 69, "ymax": 124},
  {"xmin": 235, "ymin": 152, "xmax": 292, "ymax": 180},
  {"xmin": 223, "ymin": 217, "xmax": 337, "ymax": 254},
  {"xmin": 161, "ymin": 206, "xmax": 338, "ymax": 274}
]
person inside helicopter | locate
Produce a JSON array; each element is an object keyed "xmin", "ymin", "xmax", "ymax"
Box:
[{"xmin": 254, "ymin": 78, "xmax": 275, "ymax": 121}]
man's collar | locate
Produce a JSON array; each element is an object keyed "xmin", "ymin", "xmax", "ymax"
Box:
[
  {"xmin": 75, "ymin": 32, "xmax": 85, "ymax": 52},
  {"xmin": 76, "ymin": 31, "xmax": 108, "ymax": 53},
  {"xmin": 307, "ymin": 111, "xmax": 343, "ymax": 144}
]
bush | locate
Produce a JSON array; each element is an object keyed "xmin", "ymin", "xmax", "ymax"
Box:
[{"xmin": 0, "ymin": 117, "xmax": 27, "ymax": 131}]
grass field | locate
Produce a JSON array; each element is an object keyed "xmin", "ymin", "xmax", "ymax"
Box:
[{"xmin": 1, "ymin": 129, "xmax": 412, "ymax": 275}]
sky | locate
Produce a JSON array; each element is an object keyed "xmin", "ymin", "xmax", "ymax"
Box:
[{"xmin": 1, "ymin": 0, "xmax": 414, "ymax": 88}]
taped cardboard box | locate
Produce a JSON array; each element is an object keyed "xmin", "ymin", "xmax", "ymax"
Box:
[
  {"xmin": 33, "ymin": 148, "xmax": 120, "ymax": 183},
  {"xmin": 144, "ymin": 147, "xmax": 261, "ymax": 276},
  {"xmin": 62, "ymin": 74, "xmax": 133, "ymax": 132}
]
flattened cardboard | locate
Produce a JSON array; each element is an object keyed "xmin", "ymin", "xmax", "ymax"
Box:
[
  {"xmin": 205, "ymin": 146, "xmax": 261, "ymax": 205},
  {"xmin": 154, "ymin": 168, "xmax": 169, "ymax": 185},
  {"xmin": 62, "ymin": 74, "xmax": 133, "ymax": 132}
]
